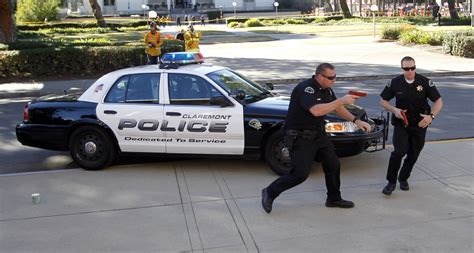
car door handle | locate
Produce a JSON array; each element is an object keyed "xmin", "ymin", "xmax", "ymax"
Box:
[
  {"xmin": 166, "ymin": 112, "xmax": 181, "ymax": 116},
  {"xmin": 104, "ymin": 110, "xmax": 117, "ymax": 115}
]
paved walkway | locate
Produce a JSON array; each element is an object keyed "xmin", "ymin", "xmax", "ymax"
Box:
[
  {"xmin": 1, "ymin": 139, "xmax": 472, "ymax": 252},
  {"xmin": 1, "ymin": 31, "xmax": 473, "ymax": 98}
]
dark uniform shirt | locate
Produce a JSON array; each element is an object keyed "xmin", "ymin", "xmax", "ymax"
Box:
[
  {"xmin": 380, "ymin": 73, "xmax": 441, "ymax": 126},
  {"xmin": 176, "ymin": 32, "xmax": 185, "ymax": 41},
  {"xmin": 285, "ymin": 76, "xmax": 337, "ymax": 131}
]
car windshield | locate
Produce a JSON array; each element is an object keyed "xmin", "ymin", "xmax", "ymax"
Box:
[{"xmin": 206, "ymin": 69, "xmax": 272, "ymax": 103}]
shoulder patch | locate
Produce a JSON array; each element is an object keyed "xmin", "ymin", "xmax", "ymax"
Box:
[
  {"xmin": 304, "ymin": 87, "xmax": 315, "ymax": 94},
  {"xmin": 386, "ymin": 80, "xmax": 392, "ymax": 87},
  {"xmin": 428, "ymin": 80, "xmax": 435, "ymax": 87}
]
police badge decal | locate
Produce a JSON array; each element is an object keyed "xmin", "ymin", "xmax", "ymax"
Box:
[{"xmin": 249, "ymin": 119, "xmax": 262, "ymax": 130}]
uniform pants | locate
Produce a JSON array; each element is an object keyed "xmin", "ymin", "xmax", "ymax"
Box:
[
  {"xmin": 266, "ymin": 136, "xmax": 342, "ymax": 201},
  {"xmin": 147, "ymin": 54, "xmax": 158, "ymax": 65},
  {"xmin": 386, "ymin": 124, "xmax": 427, "ymax": 184}
]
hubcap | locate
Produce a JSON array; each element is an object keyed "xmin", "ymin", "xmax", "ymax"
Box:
[{"xmin": 84, "ymin": 141, "xmax": 97, "ymax": 154}]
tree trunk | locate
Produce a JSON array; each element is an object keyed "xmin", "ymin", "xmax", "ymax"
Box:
[
  {"xmin": 340, "ymin": 0, "xmax": 352, "ymax": 18},
  {"xmin": 447, "ymin": 0, "xmax": 459, "ymax": 19},
  {"xmin": 0, "ymin": 0, "xmax": 16, "ymax": 43},
  {"xmin": 89, "ymin": 0, "xmax": 107, "ymax": 27}
]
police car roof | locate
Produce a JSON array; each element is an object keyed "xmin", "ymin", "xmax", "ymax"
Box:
[{"xmin": 78, "ymin": 64, "xmax": 228, "ymax": 103}]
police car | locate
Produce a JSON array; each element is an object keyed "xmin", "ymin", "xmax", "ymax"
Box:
[{"xmin": 16, "ymin": 52, "xmax": 388, "ymax": 175}]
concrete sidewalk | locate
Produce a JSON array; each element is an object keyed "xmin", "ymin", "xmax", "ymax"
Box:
[
  {"xmin": 1, "ymin": 139, "xmax": 472, "ymax": 252},
  {"xmin": 1, "ymin": 35, "xmax": 473, "ymax": 99}
]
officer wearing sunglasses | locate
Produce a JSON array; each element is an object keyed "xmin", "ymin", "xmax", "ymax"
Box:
[
  {"xmin": 380, "ymin": 56, "xmax": 443, "ymax": 195},
  {"xmin": 261, "ymin": 63, "xmax": 372, "ymax": 213}
]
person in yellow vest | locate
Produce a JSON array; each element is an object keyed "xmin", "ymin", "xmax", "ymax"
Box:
[
  {"xmin": 144, "ymin": 21, "xmax": 163, "ymax": 65},
  {"xmin": 184, "ymin": 25, "xmax": 201, "ymax": 52}
]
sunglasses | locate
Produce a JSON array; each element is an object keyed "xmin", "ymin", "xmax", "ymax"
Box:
[
  {"xmin": 402, "ymin": 66, "xmax": 416, "ymax": 71},
  {"xmin": 320, "ymin": 73, "xmax": 337, "ymax": 80}
]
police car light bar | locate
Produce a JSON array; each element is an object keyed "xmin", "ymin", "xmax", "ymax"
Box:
[{"xmin": 160, "ymin": 52, "xmax": 204, "ymax": 65}]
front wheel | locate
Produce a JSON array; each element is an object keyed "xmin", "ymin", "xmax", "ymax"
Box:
[
  {"xmin": 264, "ymin": 131, "xmax": 292, "ymax": 176},
  {"xmin": 69, "ymin": 126, "xmax": 116, "ymax": 170}
]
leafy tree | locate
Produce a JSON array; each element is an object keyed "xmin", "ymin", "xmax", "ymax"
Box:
[
  {"xmin": 89, "ymin": 0, "xmax": 106, "ymax": 28},
  {"xmin": 16, "ymin": 0, "xmax": 60, "ymax": 22},
  {"xmin": 446, "ymin": 0, "xmax": 459, "ymax": 19},
  {"xmin": 339, "ymin": 0, "xmax": 352, "ymax": 18},
  {"xmin": 0, "ymin": 0, "xmax": 16, "ymax": 43}
]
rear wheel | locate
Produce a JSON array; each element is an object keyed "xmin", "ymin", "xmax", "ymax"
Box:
[
  {"xmin": 264, "ymin": 131, "xmax": 292, "ymax": 175},
  {"xmin": 69, "ymin": 126, "xmax": 116, "ymax": 170}
]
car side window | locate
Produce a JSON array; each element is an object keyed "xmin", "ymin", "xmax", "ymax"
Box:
[
  {"xmin": 105, "ymin": 74, "xmax": 160, "ymax": 103},
  {"xmin": 168, "ymin": 73, "xmax": 222, "ymax": 105}
]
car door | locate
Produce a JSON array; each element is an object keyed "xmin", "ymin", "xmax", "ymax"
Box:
[
  {"xmin": 96, "ymin": 73, "xmax": 167, "ymax": 153},
  {"xmin": 163, "ymin": 73, "xmax": 244, "ymax": 155}
]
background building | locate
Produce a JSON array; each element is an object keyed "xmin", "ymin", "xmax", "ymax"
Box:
[{"xmin": 65, "ymin": 0, "xmax": 276, "ymax": 16}]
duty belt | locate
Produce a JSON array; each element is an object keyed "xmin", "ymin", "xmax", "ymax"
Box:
[{"xmin": 286, "ymin": 129, "xmax": 322, "ymax": 140}]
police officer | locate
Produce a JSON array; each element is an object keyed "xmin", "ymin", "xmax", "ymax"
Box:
[
  {"xmin": 261, "ymin": 63, "xmax": 372, "ymax": 213},
  {"xmin": 175, "ymin": 29, "xmax": 185, "ymax": 41},
  {"xmin": 380, "ymin": 56, "xmax": 443, "ymax": 195},
  {"xmin": 144, "ymin": 21, "xmax": 163, "ymax": 65}
]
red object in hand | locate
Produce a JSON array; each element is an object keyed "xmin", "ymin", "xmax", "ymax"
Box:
[
  {"xmin": 400, "ymin": 110, "xmax": 409, "ymax": 127},
  {"xmin": 348, "ymin": 90, "xmax": 367, "ymax": 97}
]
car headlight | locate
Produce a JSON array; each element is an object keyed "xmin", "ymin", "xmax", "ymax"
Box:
[{"xmin": 325, "ymin": 122, "xmax": 359, "ymax": 133}]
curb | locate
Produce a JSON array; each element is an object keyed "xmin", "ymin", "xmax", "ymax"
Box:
[{"xmin": 1, "ymin": 71, "xmax": 473, "ymax": 99}]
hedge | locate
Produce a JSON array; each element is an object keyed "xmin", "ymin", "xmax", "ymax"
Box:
[
  {"xmin": 443, "ymin": 30, "xmax": 474, "ymax": 58},
  {"xmin": 0, "ymin": 40, "xmax": 185, "ymax": 78},
  {"xmin": 244, "ymin": 19, "xmax": 264, "ymax": 27},
  {"xmin": 17, "ymin": 21, "xmax": 150, "ymax": 31},
  {"xmin": 400, "ymin": 30, "xmax": 444, "ymax": 46}
]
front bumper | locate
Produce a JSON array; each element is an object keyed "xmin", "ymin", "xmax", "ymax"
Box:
[{"xmin": 16, "ymin": 123, "xmax": 70, "ymax": 151}]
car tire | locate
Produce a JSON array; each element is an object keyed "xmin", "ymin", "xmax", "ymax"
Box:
[
  {"xmin": 69, "ymin": 126, "xmax": 116, "ymax": 170},
  {"xmin": 264, "ymin": 131, "xmax": 292, "ymax": 176}
]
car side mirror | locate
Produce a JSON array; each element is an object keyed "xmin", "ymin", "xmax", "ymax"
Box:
[
  {"xmin": 264, "ymin": 82, "xmax": 274, "ymax": 90},
  {"xmin": 235, "ymin": 89, "xmax": 246, "ymax": 100},
  {"xmin": 210, "ymin": 95, "xmax": 233, "ymax": 107}
]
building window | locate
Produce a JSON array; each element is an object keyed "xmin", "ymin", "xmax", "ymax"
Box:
[{"xmin": 104, "ymin": 0, "xmax": 115, "ymax": 6}]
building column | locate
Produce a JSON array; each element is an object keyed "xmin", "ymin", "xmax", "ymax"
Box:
[{"xmin": 167, "ymin": 0, "xmax": 171, "ymax": 11}]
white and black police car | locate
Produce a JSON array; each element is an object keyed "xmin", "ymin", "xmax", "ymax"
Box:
[{"xmin": 16, "ymin": 52, "xmax": 388, "ymax": 175}]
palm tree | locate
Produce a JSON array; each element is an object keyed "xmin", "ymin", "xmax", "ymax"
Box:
[
  {"xmin": 446, "ymin": 0, "xmax": 459, "ymax": 19},
  {"xmin": 340, "ymin": 0, "xmax": 352, "ymax": 18},
  {"xmin": 89, "ymin": 0, "xmax": 107, "ymax": 27},
  {"xmin": 0, "ymin": 0, "xmax": 16, "ymax": 43}
]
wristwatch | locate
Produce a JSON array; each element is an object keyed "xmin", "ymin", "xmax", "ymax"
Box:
[{"xmin": 430, "ymin": 113, "xmax": 435, "ymax": 120}]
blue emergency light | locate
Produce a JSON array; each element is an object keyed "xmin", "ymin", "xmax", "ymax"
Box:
[{"xmin": 160, "ymin": 52, "xmax": 204, "ymax": 65}]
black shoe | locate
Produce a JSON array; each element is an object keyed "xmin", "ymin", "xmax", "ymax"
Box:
[
  {"xmin": 261, "ymin": 188, "xmax": 274, "ymax": 214},
  {"xmin": 382, "ymin": 183, "xmax": 396, "ymax": 195},
  {"xmin": 399, "ymin": 180, "xmax": 409, "ymax": 191},
  {"xmin": 325, "ymin": 199, "xmax": 355, "ymax": 208}
]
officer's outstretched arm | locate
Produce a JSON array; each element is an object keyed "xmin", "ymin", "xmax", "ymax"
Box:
[
  {"xmin": 309, "ymin": 100, "xmax": 344, "ymax": 117},
  {"xmin": 309, "ymin": 95, "xmax": 357, "ymax": 117}
]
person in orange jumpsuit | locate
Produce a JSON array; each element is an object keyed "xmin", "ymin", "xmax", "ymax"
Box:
[
  {"xmin": 184, "ymin": 25, "xmax": 202, "ymax": 52},
  {"xmin": 144, "ymin": 21, "xmax": 163, "ymax": 65}
]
